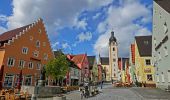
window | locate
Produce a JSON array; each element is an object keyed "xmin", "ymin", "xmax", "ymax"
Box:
[
  {"xmin": 39, "ymin": 29, "xmax": 41, "ymax": 33},
  {"xmin": 22, "ymin": 47, "xmax": 28, "ymax": 54},
  {"xmin": 159, "ymin": 12, "xmax": 162, "ymax": 18},
  {"xmin": 36, "ymin": 63, "xmax": 41, "ymax": 70},
  {"xmin": 28, "ymin": 62, "xmax": 33, "ymax": 69},
  {"xmin": 113, "ymin": 59, "xmax": 116, "ymax": 62},
  {"xmin": 19, "ymin": 60, "xmax": 25, "ymax": 68},
  {"xmin": 25, "ymin": 75, "xmax": 32, "ymax": 86},
  {"xmin": 36, "ymin": 40, "xmax": 40, "ymax": 47},
  {"xmin": 158, "ymin": 52, "xmax": 161, "ymax": 60},
  {"xmin": 4, "ymin": 74, "xmax": 14, "ymax": 87},
  {"xmin": 168, "ymin": 70, "xmax": 170, "ymax": 83},
  {"xmin": 44, "ymin": 53, "xmax": 48, "ymax": 60},
  {"xmin": 113, "ymin": 48, "xmax": 115, "ymax": 51},
  {"xmin": 147, "ymin": 75, "xmax": 153, "ymax": 81},
  {"xmin": 164, "ymin": 22, "xmax": 168, "ymax": 34},
  {"xmin": 145, "ymin": 59, "xmax": 151, "ymax": 65},
  {"xmin": 164, "ymin": 46, "xmax": 168, "ymax": 57},
  {"xmin": 15, "ymin": 75, "xmax": 24, "ymax": 86},
  {"xmin": 43, "ymin": 42, "xmax": 46, "ymax": 47},
  {"xmin": 154, "ymin": 38, "xmax": 157, "ymax": 47},
  {"xmin": 144, "ymin": 41, "xmax": 149, "ymax": 45},
  {"xmin": 30, "ymin": 36, "xmax": 33, "ymax": 41},
  {"xmin": 161, "ymin": 72, "xmax": 165, "ymax": 83},
  {"xmin": 7, "ymin": 57, "xmax": 15, "ymax": 67},
  {"xmin": 156, "ymin": 74, "xmax": 159, "ymax": 83},
  {"xmin": 33, "ymin": 50, "xmax": 39, "ymax": 57}
]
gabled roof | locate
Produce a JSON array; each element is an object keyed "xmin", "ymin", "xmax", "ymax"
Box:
[
  {"xmin": 135, "ymin": 35, "xmax": 152, "ymax": 57},
  {"xmin": 87, "ymin": 56, "xmax": 95, "ymax": 70},
  {"xmin": 155, "ymin": 0, "xmax": 170, "ymax": 13},
  {"xmin": 67, "ymin": 54, "xmax": 86, "ymax": 69},
  {"xmin": 100, "ymin": 57, "xmax": 109, "ymax": 65},
  {"xmin": 0, "ymin": 24, "xmax": 30, "ymax": 42}
]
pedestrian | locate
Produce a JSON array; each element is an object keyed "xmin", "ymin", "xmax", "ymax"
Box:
[{"xmin": 100, "ymin": 81, "xmax": 103, "ymax": 89}]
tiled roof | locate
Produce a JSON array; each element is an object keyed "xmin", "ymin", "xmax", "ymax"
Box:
[
  {"xmin": 155, "ymin": 0, "xmax": 170, "ymax": 13},
  {"xmin": 68, "ymin": 54, "xmax": 86, "ymax": 69},
  {"xmin": 135, "ymin": 35, "xmax": 152, "ymax": 57},
  {"xmin": 0, "ymin": 24, "xmax": 30, "ymax": 42},
  {"xmin": 100, "ymin": 57, "xmax": 109, "ymax": 65},
  {"xmin": 87, "ymin": 56, "xmax": 95, "ymax": 70}
]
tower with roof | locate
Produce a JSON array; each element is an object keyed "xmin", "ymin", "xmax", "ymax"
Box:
[{"xmin": 109, "ymin": 31, "xmax": 119, "ymax": 81}]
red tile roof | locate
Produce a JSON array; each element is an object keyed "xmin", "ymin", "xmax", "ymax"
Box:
[
  {"xmin": 0, "ymin": 24, "xmax": 30, "ymax": 42},
  {"xmin": 67, "ymin": 54, "xmax": 86, "ymax": 69}
]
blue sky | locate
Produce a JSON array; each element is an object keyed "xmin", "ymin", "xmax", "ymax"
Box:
[{"xmin": 0, "ymin": 0, "xmax": 153, "ymax": 57}]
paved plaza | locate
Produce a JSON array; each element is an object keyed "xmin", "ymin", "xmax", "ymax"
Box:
[{"xmin": 65, "ymin": 83, "xmax": 170, "ymax": 100}]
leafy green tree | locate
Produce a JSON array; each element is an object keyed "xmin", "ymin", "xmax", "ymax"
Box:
[{"xmin": 45, "ymin": 51, "xmax": 69, "ymax": 86}]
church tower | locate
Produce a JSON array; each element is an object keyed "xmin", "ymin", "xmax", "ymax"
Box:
[{"xmin": 109, "ymin": 31, "xmax": 118, "ymax": 81}]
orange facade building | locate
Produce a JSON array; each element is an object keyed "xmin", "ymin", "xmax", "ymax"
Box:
[{"xmin": 0, "ymin": 19, "xmax": 54, "ymax": 88}]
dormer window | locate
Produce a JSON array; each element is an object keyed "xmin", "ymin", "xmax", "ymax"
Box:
[{"xmin": 36, "ymin": 40, "xmax": 40, "ymax": 47}]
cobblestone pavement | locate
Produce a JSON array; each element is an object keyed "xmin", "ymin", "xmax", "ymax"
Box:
[
  {"xmin": 131, "ymin": 87, "xmax": 170, "ymax": 100},
  {"xmin": 65, "ymin": 83, "xmax": 170, "ymax": 100}
]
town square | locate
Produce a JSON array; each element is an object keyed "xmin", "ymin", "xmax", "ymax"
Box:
[{"xmin": 0, "ymin": 0, "xmax": 170, "ymax": 100}]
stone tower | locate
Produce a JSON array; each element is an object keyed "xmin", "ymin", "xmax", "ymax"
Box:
[{"xmin": 109, "ymin": 31, "xmax": 118, "ymax": 81}]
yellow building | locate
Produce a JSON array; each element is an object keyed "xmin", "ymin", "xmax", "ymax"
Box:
[
  {"xmin": 135, "ymin": 36, "xmax": 155, "ymax": 87},
  {"xmin": 99, "ymin": 56, "xmax": 110, "ymax": 82}
]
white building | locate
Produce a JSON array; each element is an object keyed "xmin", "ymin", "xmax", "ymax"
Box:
[{"xmin": 152, "ymin": 0, "xmax": 170, "ymax": 90}]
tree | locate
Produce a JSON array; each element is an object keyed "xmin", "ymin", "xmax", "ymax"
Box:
[{"xmin": 45, "ymin": 51, "xmax": 69, "ymax": 86}]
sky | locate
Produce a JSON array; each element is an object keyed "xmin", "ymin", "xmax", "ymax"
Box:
[{"xmin": 0, "ymin": 0, "xmax": 153, "ymax": 57}]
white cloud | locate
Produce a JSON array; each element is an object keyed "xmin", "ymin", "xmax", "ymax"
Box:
[
  {"xmin": 0, "ymin": 27, "xmax": 7, "ymax": 34},
  {"xmin": 6, "ymin": 0, "xmax": 113, "ymax": 33},
  {"xmin": 62, "ymin": 42, "xmax": 71, "ymax": 50},
  {"xmin": 52, "ymin": 41, "xmax": 59, "ymax": 49},
  {"xmin": 94, "ymin": 0, "xmax": 152, "ymax": 57},
  {"xmin": 74, "ymin": 18, "xmax": 87, "ymax": 30},
  {"xmin": 93, "ymin": 12, "xmax": 101, "ymax": 19},
  {"xmin": 0, "ymin": 15, "xmax": 8, "ymax": 22},
  {"xmin": 77, "ymin": 32, "xmax": 92, "ymax": 42},
  {"xmin": 0, "ymin": 15, "xmax": 8, "ymax": 34},
  {"xmin": 97, "ymin": 22, "xmax": 107, "ymax": 33}
]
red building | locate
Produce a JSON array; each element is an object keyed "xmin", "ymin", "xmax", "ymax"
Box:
[
  {"xmin": 0, "ymin": 19, "xmax": 54, "ymax": 88},
  {"xmin": 67, "ymin": 54, "xmax": 89, "ymax": 84}
]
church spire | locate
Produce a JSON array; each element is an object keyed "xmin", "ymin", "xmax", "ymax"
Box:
[{"xmin": 109, "ymin": 31, "xmax": 117, "ymax": 45}]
